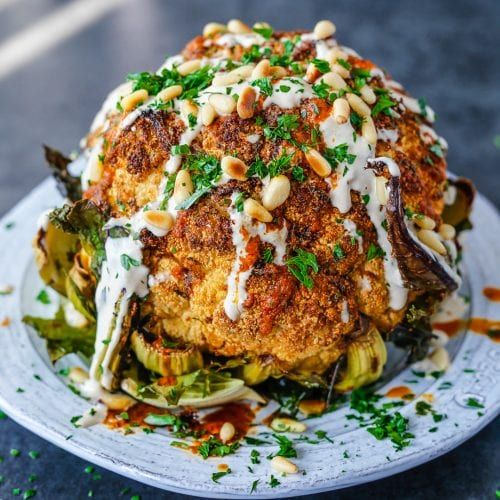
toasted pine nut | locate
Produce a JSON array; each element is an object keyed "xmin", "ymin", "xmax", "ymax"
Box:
[
  {"xmin": 203, "ymin": 22, "xmax": 226, "ymax": 37},
  {"xmin": 208, "ymin": 94, "xmax": 236, "ymax": 115},
  {"xmin": 325, "ymin": 47, "xmax": 348, "ymax": 64},
  {"xmin": 237, "ymin": 86, "xmax": 257, "ymax": 119},
  {"xmin": 321, "ymin": 71, "xmax": 347, "ymax": 90},
  {"xmin": 229, "ymin": 64, "xmax": 255, "ymax": 79},
  {"xmin": 100, "ymin": 391, "xmax": 135, "ymax": 411},
  {"xmin": 157, "ymin": 85, "xmax": 183, "ymax": 103},
  {"xmin": 270, "ymin": 66, "xmax": 287, "ymax": 79},
  {"xmin": 375, "ymin": 176, "xmax": 389, "ymax": 205},
  {"xmin": 201, "ymin": 103, "xmax": 216, "ymax": 126},
  {"xmin": 173, "ymin": 170, "xmax": 194, "ymax": 204},
  {"xmin": 313, "ymin": 20, "xmax": 336, "ymax": 40},
  {"xmin": 181, "ymin": 100, "xmax": 199, "ymax": 121},
  {"xmin": 346, "ymin": 93, "xmax": 371, "ymax": 117},
  {"xmin": 177, "ymin": 59, "xmax": 201, "ymax": 76},
  {"xmin": 305, "ymin": 63, "xmax": 321, "ymax": 83},
  {"xmin": 360, "ymin": 85, "xmax": 376, "ymax": 105},
  {"xmin": 298, "ymin": 399, "xmax": 326, "ymax": 416},
  {"xmin": 333, "ymin": 97, "xmax": 350, "ymax": 124},
  {"xmin": 429, "ymin": 346, "xmax": 450, "ymax": 371},
  {"xmin": 262, "ymin": 175, "xmax": 291, "ymax": 210},
  {"xmin": 221, "ymin": 155, "xmax": 248, "ymax": 180},
  {"xmin": 251, "ymin": 59, "xmax": 271, "ymax": 79},
  {"xmin": 253, "ymin": 21, "xmax": 271, "ymax": 32},
  {"xmin": 87, "ymin": 153, "xmax": 104, "ymax": 183},
  {"xmin": 219, "ymin": 421, "xmax": 236, "ymax": 443},
  {"xmin": 417, "ymin": 229, "xmax": 447, "ymax": 255},
  {"xmin": 414, "ymin": 215, "xmax": 436, "ymax": 230},
  {"xmin": 120, "ymin": 89, "xmax": 148, "ymax": 112},
  {"xmin": 271, "ymin": 456, "xmax": 299, "ymax": 474},
  {"xmin": 331, "ymin": 63, "xmax": 350, "ymax": 79},
  {"xmin": 305, "ymin": 149, "xmax": 332, "ymax": 177},
  {"xmin": 227, "ymin": 19, "xmax": 251, "ymax": 34},
  {"xmin": 68, "ymin": 366, "xmax": 89, "ymax": 385},
  {"xmin": 439, "ymin": 223, "xmax": 456, "ymax": 240},
  {"xmin": 0, "ymin": 284, "xmax": 13, "ymax": 295},
  {"xmin": 143, "ymin": 210, "xmax": 174, "ymax": 231},
  {"xmin": 270, "ymin": 417, "xmax": 306, "ymax": 433},
  {"xmin": 244, "ymin": 198, "xmax": 273, "ymax": 223},
  {"xmin": 212, "ymin": 72, "xmax": 242, "ymax": 87},
  {"xmin": 361, "ymin": 116, "xmax": 377, "ymax": 145}
]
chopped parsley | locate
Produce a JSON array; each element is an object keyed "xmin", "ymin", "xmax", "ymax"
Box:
[
  {"xmin": 36, "ymin": 289, "xmax": 51, "ymax": 305},
  {"xmin": 418, "ymin": 97, "xmax": 428, "ymax": 118},
  {"xmin": 234, "ymin": 193, "xmax": 245, "ymax": 212},
  {"xmin": 253, "ymin": 25, "xmax": 273, "ymax": 39},
  {"xmin": 250, "ymin": 449, "xmax": 261, "ymax": 464},
  {"xmin": 291, "ymin": 166, "xmax": 306, "ymax": 182},
  {"xmin": 262, "ymin": 248, "xmax": 274, "ymax": 264},
  {"xmin": 366, "ymin": 243, "xmax": 385, "ymax": 261},
  {"xmin": 211, "ymin": 468, "xmax": 231, "ymax": 483},
  {"xmin": 120, "ymin": 254, "xmax": 140, "ymax": 271},
  {"xmin": 269, "ymin": 433, "xmax": 297, "ymax": 458},
  {"xmin": 198, "ymin": 437, "xmax": 239, "ymax": 459},
  {"xmin": 285, "ymin": 249, "xmax": 319, "ymax": 289},
  {"xmin": 269, "ymin": 475, "xmax": 281, "ymax": 488},
  {"xmin": 323, "ymin": 143, "xmax": 356, "ymax": 170},
  {"xmin": 263, "ymin": 113, "xmax": 300, "ymax": 143},
  {"xmin": 311, "ymin": 58, "xmax": 330, "ymax": 74},
  {"xmin": 251, "ymin": 77, "xmax": 273, "ymax": 97},
  {"xmin": 333, "ymin": 243, "xmax": 345, "ymax": 261},
  {"xmin": 371, "ymin": 88, "xmax": 396, "ymax": 117},
  {"xmin": 171, "ymin": 144, "xmax": 190, "ymax": 155},
  {"xmin": 466, "ymin": 397, "xmax": 484, "ymax": 409},
  {"xmin": 250, "ymin": 479, "xmax": 259, "ymax": 493}
]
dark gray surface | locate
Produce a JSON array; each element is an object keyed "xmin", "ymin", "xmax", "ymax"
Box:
[{"xmin": 0, "ymin": 0, "xmax": 498, "ymax": 498}]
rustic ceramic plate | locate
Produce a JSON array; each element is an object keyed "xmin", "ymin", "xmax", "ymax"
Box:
[{"xmin": 0, "ymin": 178, "xmax": 499, "ymax": 499}]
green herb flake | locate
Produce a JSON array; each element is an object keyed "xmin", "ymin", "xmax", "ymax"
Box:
[
  {"xmin": 36, "ymin": 289, "xmax": 51, "ymax": 305},
  {"xmin": 311, "ymin": 58, "xmax": 330, "ymax": 74},
  {"xmin": 286, "ymin": 249, "xmax": 319, "ymax": 289},
  {"xmin": 251, "ymin": 77, "xmax": 273, "ymax": 97},
  {"xmin": 466, "ymin": 397, "xmax": 484, "ymax": 409},
  {"xmin": 253, "ymin": 25, "xmax": 273, "ymax": 39},
  {"xmin": 263, "ymin": 248, "xmax": 274, "ymax": 264},
  {"xmin": 211, "ymin": 468, "xmax": 231, "ymax": 483},
  {"xmin": 366, "ymin": 243, "xmax": 385, "ymax": 261},
  {"xmin": 333, "ymin": 243, "xmax": 345, "ymax": 261},
  {"xmin": 250, "ymin": 479, "xmax": 259, "ymax": 493},
  {"xmin": 197, "ymin": 436, "xmax": 239, "ymax": 459},
  {"xmin": 10, "ymin": 448, "xmax": 21, "ymax": 457},
  {"xmin": 372, "ymin": 88, "xmax": 397, "ymax": 117},
  {"xmin": 28, "ymin": 451, "xmax": 40, "ymax": 460},
  {"xmin": 120, "ymin": 254, "xmax": 141, "ymax": 271},
  {"xmin": 269, "ymin": 475, "xmax": 281, "ymax": 488}
]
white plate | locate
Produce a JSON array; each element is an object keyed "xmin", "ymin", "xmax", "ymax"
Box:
[{"xmin": 0, "ymin": 178, "xmax": 499, "ymax": 499}]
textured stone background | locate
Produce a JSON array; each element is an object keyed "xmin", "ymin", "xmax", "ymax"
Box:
[{"xmin": 0, "ymin": 0, "xmax": 498, "ymax": 498}]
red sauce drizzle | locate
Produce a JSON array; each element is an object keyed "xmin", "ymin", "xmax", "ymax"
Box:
[
  {"xmin": 385, "ymin": 386, "xmax": 414, "ymax": 399},
  {"xmin": 483, "ymin": 287, "xmax": 500, "ymax": 302},
  {"xmin": 200, "ymin": 402, "xmax": 254, "ymax": 440},
  {"xmin": 469, "ymin": 317, "xmax": 500, "ymax": 342},
  {"xmin": 432, "ymin": 319, "xmax": 463, "ymax": 337},
  {"xmin": 105, "ymin": 402, "xmax": 168, "ymax": 430}
]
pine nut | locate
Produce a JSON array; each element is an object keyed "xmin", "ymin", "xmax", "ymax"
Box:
[
  {"xmin": 68, "ymin": 366, "xmax": 89, "ymax": 385},
  {"xmin": 157, "ymin": 85, "xmax": 183, "ymax": 103},
  {"xmin": 262, "ymin": 175, "xmax": 291, "ymax": 210},
  {"xmin": 333, "ymin": 97, "xmax": 350, "ymax": 124},
  {"xmin": 143, "ymin": 210, "xmax": 174, "ymax": 231},
  {"xmin": 417, "ymin": 229, "xmax": 447, "ymax": 255},
  {"xmin": 100, "ymin": 391, "xmax": 135, "ymax": 411},
  {"xmin": 270, "ymin": 417, "xmax": 306, "ymax": 433},
  {"xmin": 237, "ymin": 86, "xmax": 257, "ymax": 119},
  {"xmin": 173, "ymin": 170, "xmax": 194, "ymax": 204},
  {"xmin": 298, "ymin": 399, "xmax": 326, "ymax": 416},
  {"xmin": 87, "ymin": 153, "xmax": 104, "ymax": 183},
  {"xmin": 313, "ymin": 20, "xmax": 336, "ymax": 40},
  {"xmin": 414, "ymin": 215, "xmax": 436, "ymax": 230},
  {"xmin": 439, "ymin": 223, "xmax": 456, "ymax": 240},
  {"xmin": 208, "ymin": 94, "xmax": 236, "ymax": 115},
  {"xmin": 305, "ymin": 63, "xmax": 321, "ymax": 83},
  {"xmin": 219, "ymin": 421, "xmax": 236, "ymax": 443},
  {"xmin": 120, "ymin": 89, "xmax": 148, "ymax": 112},
  {"xmin": 201, "ymin": 103, "xmax": 216, "ymax": 125},
  {"xmin": 360, "ymin": 85, "xmax": 376, "ymax": 105},
  {"xmin": 375, "ymin": 176, "xmax": 389, "ymax": 205},
  {"xmin": 305, "ymin": 149, "xmax": 332, "ymax": 177},
  {"xmin": 227, "ymin": 19, "xmax": 252, "ymax": 34},
  {"xmin": 331, "ymin": 63, "xmax": 350, "ymax": 79},
  {"xmin": 271, "ymin": 456, "xmax": 298, "ymax": 474},
  {"xmin": 0, "ymin": 284, "xmax": 13, "ymax": 295},
  {"xmin": 346, "ymin": 93, "xmax": 371, "ymax": 117},
  {"xmin": 229, "ymin": 64, "xmax": 255, "ymax": 79},
  {"xmin": 361, "ymin": 116, "xmax": 377, "ymax": 145},
  {"xmin": 244, "ymin": 198, "xmax": 273, "ymax": 223},
  {"xmin": 177, "ymin": 59, "xmax": 201, "ymax": 76},
  {"xmin": 325, "ymin": 47, "xmax": 348, "ymax": 64},
  {"xmin": 429, "ymin": 346, "xmax": 450, "ymax": 371},
  {"xmin": 321, "ymin": 71, "xmax": 347, "ymax": 90},
  {"xmin": 270, "ymin": 66, "xmax": 287, "ymax": 79},
  {"xmin": 253, "ymin": 21, "xmax": 271, "ymax": 32},
  {"xmin": 221, "ymin": 155, "xmax": 248, "ymax": 180},
  {"xmin": 251, "ymin": 59, "xmax": 271, "ymax": 79},
  {"xmin": 212, "ymin": 72, "xmax": 242, "ymax": 87},
  {"xmin": 181, "ymin": 100, "xmax": 199, "ymax": 121},
  {"xmin": 203, "ymin": 22, "xmax": 226, "ymax": 37}
]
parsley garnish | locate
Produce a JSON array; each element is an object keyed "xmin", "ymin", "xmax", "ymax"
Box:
[
  {"xmin": 250, "ymin": 479, "xmax": 259, "ymax": 493},
  {"xmin": 286, "ymin": 249, "xmax": 319, "ymax": 288},
  {"xmin": 269, "ymin": 475, "xmax": 281, "ymax": 488},
  {"xmin": 251, "ymin": 77, "xmax": 273, "ymax": 97},
  {"xmin": 466, "ymin": 398, "xmax": 484, "ymax": 409},
  {"xmin": 211, "ymin": 468, "xmax": 231, "ymax": 483},
  {"xmin": 333, "ymin": 243, "xmax": 345, "ymax": 261},
  {"xmin": 36, "ymin": 289, "xmax": 50, "ymax": 305},
  {"xmin": 271, "ymin": 433, "xmax": 297, "ymax": 458},
  {"xmin": 323, "ymin": 143, "xmax": 356, "ymax": 170},
  {"xmin": 291, "ymin": 166, "xmax": 306, "ymax": 182},
  {"xmin": 171, "ymin": 144, "xmax": 190, "ymax": 156},
  {"xmin": 120, "ymin": 254, "xmax": 140, "ymax": 271},
  {"xmin": 263, "ymin": 114, "xmax": 300, "ymax": 143},
  {"xmin": 418, "ymin": 97, "xmax": 428, "ymax": 117},
  {"xmin": 371, "ymin": 88, "xmax": 396, "ymax": 117},
  {"xmin": 263, "ymin": 248, "xmax": 274, "ymax": 264},
  {"xmin": 253, "ymin": 25, "xmax": 273, "ymax": 39},
  {"xmin": 198, "ymin": 437, "xmax": 239, "ymax": 459},
  {"xmin": 311, "ymin": 58, "xmax": 330, "ymax": 74},
  {"xmin": 366, "ymin": 243, "xmax": 385, "ymax": 261}
]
